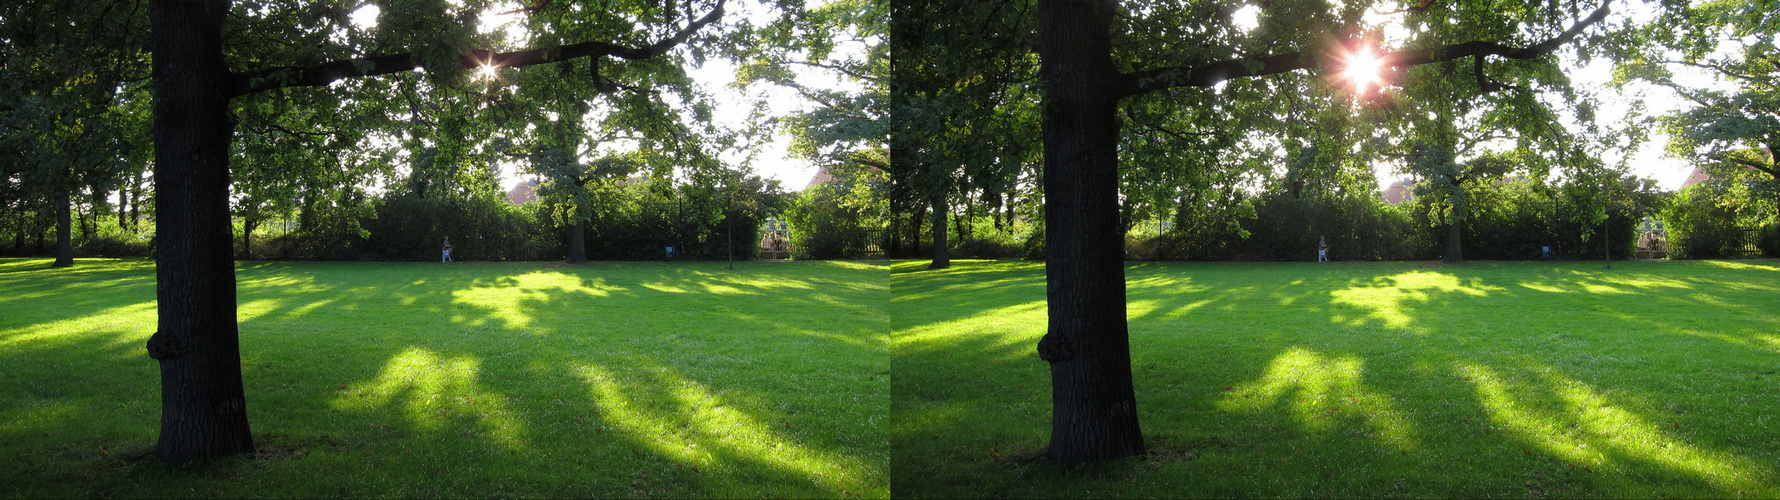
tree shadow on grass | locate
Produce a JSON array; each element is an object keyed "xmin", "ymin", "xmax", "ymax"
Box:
[
  {"xmin": 0, "ymin": 260, "xmax": 888, "ymax": 498},
  {"xmin": 892, "ymin": 259, "xmax": 1780, "ymax": 498}
]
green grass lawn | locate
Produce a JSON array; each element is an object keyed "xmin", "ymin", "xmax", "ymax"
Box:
[
  {"xmin": 893, "ymin": 259, "xmax": 1780, "ymax": 498},
  {"xmin": 0, "ymin": 258, "xmax": 887, "ymax": 498}
]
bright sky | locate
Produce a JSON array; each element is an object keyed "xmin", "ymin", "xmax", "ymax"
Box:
[
  {"xmin": 349, "ymin": 0, "xmax": 868, "ymax": 192},
  {"xmin": 1237, "ymin": 1, "xmax": 1727, "ymax": 193}
]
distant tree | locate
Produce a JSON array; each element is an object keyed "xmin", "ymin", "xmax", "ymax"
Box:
[
  {"xmin": 0, "ymin": 0, "xmax": 148, "ymax": 267},
  {"xmin": 1405, "ymin": 145, "xmax": 1515, "ymax": 263},
  {"xmin": 891, "ymin": 0, "xmax": 1038, "ymax": 268},
  {"xmin": 1613, "ymin": 0, "xmax": 1780, "ymax": 213}
]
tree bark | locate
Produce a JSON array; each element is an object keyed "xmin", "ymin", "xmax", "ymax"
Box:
[
  {"xmin": 1034, "ymin": 0, "xmax": 1143, "ymax": 463},
  {"xmin": 928, "ymin": 192, "xmax": 950, "ymax": 269},
  {"xmin": 146, "ymin": 0, "xmax": 254, "ymax": 461},
  {"xmin": 52, "ymin": 186, "xmax": 74, "ymax": 267},
  {"xmin": 566, "ymin": 222, "xmax": 586, "ymax": 263}
]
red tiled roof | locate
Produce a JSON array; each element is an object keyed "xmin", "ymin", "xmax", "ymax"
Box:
[
  {"xmin": 506, "ymin": 181, "xmax": 538, "ymax": 205},
  {"xmin": 805, "ymin": 166, "xmax": 835, "ymax": 190},
  {"xmin": 1382, "ymin": 180, "xmax": 1413, "ymax": 205},
  {"xmin": 1681, "ymin": 166, "xmax": 1713, "ymax": 188}
]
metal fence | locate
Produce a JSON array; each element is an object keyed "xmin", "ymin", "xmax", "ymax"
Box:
[
  {"xmin": 859, "ymin": 228, "xmax": 886, "ymax": 257},
  {"xmin": 1732, "ymin": 227, "xmax": 1764, "ymax": 258}
]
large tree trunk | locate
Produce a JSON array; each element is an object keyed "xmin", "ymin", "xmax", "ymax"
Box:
[
  {"xmin": 52, "ymin": 186, "xmax": 73, "ymax": 268},
  {"xmin": 1443, "ymin": 216, "xmax": 1463, "ymax": 264},
  {"xmin": 1034, "ymin": 0, "xmax": 1143, "ymax": 463},
  {"xmin": 928, "ymin": 192, "xmax": 950, "ymax": 269},
  {"xmin": 566, "ymin": 222, "xmax": 586, "ymax": 263},
  {"xmin": 145, "ymin": 0, "xmax": 255, "ymax": 462}
]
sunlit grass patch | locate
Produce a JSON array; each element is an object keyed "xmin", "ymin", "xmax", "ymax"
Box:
[
  {"xmin": 893, "ymin": 259, "xmax": 1780, "ymax": 498},
  {"xmin": 0, "ymin": 258, "xmax": 888, "ymax": 499}
]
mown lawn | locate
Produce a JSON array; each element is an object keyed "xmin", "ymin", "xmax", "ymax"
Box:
[
  {"xmin": 893, "ymin": 259, "xmax": 1780, "ymax": 498},
  {"xmin": 0, "ymin": 258, "xmax": 887, "ymax": 499}
]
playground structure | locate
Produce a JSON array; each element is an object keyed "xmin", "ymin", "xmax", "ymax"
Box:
[
  {"xmin": 760, "ymin": 218, "xmax": 792, "ymax": 259},
  {"xmin": 1637, "ymin": 217, "xmax": 1668, "ymax": 259}
]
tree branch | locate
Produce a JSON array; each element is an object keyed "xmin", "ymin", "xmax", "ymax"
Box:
[
  {"xmin": 1123, "ymin": 106, "xmax": 1219, "ymax": 143},
  {"xmin": 1118, "ymin": 1, "xmax": 1611, "ymax": 97},
  {"xmin": 847, "ymin": 154, "xmax": 889, "ymax": 171},
  {"xmin": 242, "ymin": 123, "xmax": 336, "ymax": 143},
  {"xmin": 786, "ymin": 60, "xmax": 880, "ymax": 82},
  {"xmin": 230, "ymin": 0, "xmax": 725, "ymax": 97},
  {"xmin": 1717, "ymin": 153, "xmax": 1779, "ymax": 179},
  {"xmin": 1659, "ymin": 59, "xmax": 1768, "ymax": 83}
]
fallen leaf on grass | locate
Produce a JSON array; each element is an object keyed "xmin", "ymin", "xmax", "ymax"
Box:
[{"xmin": 338, "ymin": 384, "xmax": 349, "ymax": 390}]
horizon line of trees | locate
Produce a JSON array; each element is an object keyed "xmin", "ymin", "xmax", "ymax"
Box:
[{"xmin": 887, "ymin": 165, "xmax": 1778, "ymax": 263}]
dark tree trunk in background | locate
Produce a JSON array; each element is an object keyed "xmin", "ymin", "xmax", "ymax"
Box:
[
  {"xmin": 928, "ymin": 193, "xmax": 950, "ymax": 269},
  {"xmin": 908, "ymin": 204, "xmax": 925, "ymax": 259},
  {"xmin": 146, "ymin": 0, "xmax": 254, "ymax": 461},
  {"xmin": 1005, "ymin": 192, "xmax": 1016, "ymax": 230},
  {"xmin": 1034, "ymin": 0, "xmax": 1144, "ymax": 463},
  {"xmin": 1443, "ymin": 218, "xmax": 1463, "ymax": 264},
  {"xmin": 130, "ymin": 170, "xmax": 143, "ymax": 231},
  {"xmin": 118, "ymin": 189, "xmax": 130, "ymax": 229},
  {"xmin": 52, "ymin": 187, "xmax": 74, "ymax": 267},
  {"xmin": 957, "ymin": 198, "xmax": 972, "ymax": 241},
  {"xmin": 80, "ymin": 194, "xmax": 95, "ymax": 243},
  {"xmin": 993, "ymin": 192, "xmax": 1005, "ymax": 231},
  {"xmin": 887, "ymin": 217, "xmax": 901, "ymax": 257},
  {"xmin": 1602, "ymin": 216, "xmax": 1611, "ymax": 268},
  {"xmin": 241, "ymin": 216, "xmax": 257, "ymax": 260},
  {"xmin": 566, "ymin": 222, "xmax": 586, "ymax": 263}
]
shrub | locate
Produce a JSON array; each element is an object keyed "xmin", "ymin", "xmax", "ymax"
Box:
[
  {"xmin": 785, "ymin": 174, "xmax": 884, "ymax": 260},
  {"xmin": 358, "ymin": 190, "xmax": 551, "ymax": 261},
  {"xmin": 1664, "ymin": 183, "xmax": 1753, "ymax": 259},
  {"xmin": 75, "ymin": 223, "xmax": 152, "ymax": 258}
]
